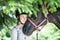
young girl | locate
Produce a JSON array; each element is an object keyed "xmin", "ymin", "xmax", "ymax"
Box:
[{"xmin": 11, "ymin": 10, "xmax": 31, "ymax": 40}]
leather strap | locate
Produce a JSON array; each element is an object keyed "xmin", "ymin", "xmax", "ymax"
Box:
[{"xmin": 27, "ymin": 18, "xmax": 47, "ymax": 31}]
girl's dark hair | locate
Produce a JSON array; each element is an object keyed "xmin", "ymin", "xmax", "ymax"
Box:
[
  {"xmin": 15, "ymin": 9, "xmax": 27, "ymax": 22},
  {"xmin": 15, "ymin": 9, "xmax": 27, "ymax": 18},
  {"xmin": 15, "ymin": 9, "xmax": 20, "ymax": 18}
]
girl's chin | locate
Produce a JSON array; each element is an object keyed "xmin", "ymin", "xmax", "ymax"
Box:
[{"xmin": 22, "ymin": 22, "xmax": 25, "ymax": 24}]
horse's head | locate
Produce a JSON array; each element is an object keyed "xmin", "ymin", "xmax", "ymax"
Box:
[
  {"xmin": 23, "ymin": 8, "xmax": 60, "ymax": 36},
  {"xmin": 22, "ymin": 10, "xmax": 47, "ymax": 36}
]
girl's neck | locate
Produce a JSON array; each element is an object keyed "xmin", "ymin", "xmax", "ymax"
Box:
[{"xmin": 17, "ymin": 21, "xmax": 24, "ymax": 28}]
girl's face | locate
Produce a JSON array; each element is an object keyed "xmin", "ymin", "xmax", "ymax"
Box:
[{"xmin": 19, "ymin": 14, "xmax": 27, "ymax": 24}]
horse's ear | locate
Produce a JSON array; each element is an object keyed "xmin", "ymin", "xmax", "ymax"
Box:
[{"xmin": 22, "ymin": 20, "xmax": 36, "ymax": 36}]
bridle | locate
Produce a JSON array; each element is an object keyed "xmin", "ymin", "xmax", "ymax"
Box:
[
  {"xmin": 27, "ymin": 18, "xmax": 47, "ymax": 31},
  {"xmin": 27, "ymin": 11, "xmax": 48, "ymax": 31}
]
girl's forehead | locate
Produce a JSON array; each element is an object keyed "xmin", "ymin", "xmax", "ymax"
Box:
[{"xmin": 20, "ymin": 14, "xmax": 27, "ymax": 16}]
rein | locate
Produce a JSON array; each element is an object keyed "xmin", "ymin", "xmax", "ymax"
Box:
[{"xmin": 27, "ymin": 18, "xmax": 47, "ymax": 31}]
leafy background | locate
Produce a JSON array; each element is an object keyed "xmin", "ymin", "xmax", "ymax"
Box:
[
  {"xmin": 0, "ymin": 0, "xmax": 60, "ymax": 40},
  {"xmin": 31, "ymin": 23, "xmax": 60, "ymax": 40}
]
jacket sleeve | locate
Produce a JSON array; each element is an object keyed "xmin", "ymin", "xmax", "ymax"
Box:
[{"xmin": 11, "ymin": 28, "xmax": 17, "ymax": 40}]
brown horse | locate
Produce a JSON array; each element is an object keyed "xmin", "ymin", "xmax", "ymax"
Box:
[{"xmin": 22, "ymin": 8, "xmax": 60, "ymax": 36}]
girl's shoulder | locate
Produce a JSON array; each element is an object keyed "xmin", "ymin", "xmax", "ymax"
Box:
[{"xmin": 12, "ymin": 25, "xmax": 19, "ymax": 31}]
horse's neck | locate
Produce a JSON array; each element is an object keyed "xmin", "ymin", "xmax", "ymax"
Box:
[{"xmin": 32, "ymin": 12, "xmax": 45, "ymax": 25}]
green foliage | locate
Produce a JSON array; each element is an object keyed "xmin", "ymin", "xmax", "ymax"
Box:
[
  {"xmin": 31, "ymin": 23, "xmax": 60, "ymax": 40},
  {"xmin": 0, "ymin": 0, "xmax": 60, "ymax": 40},
  {"xmin": 38, "ymin": 0, "xmax": 60, "ymax": 13},
  {"xmin": 0, "ymin": 0, "xmax": 38, "ymax": 17},
  {"xmin": 6, "ymin": 31, "xmax": 11, "ymax": 38},
  {"xmin": 0, "ymin": 25, "xmax": 11, "ymax": 40},
  {"xmin": 0, "ymin": 0, "xmax": 60, "ymax": 16}
]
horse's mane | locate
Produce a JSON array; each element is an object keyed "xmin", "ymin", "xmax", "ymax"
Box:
[{"xmin": 48, "ymin": 8, "xmax": 60, "ymax": 29}]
